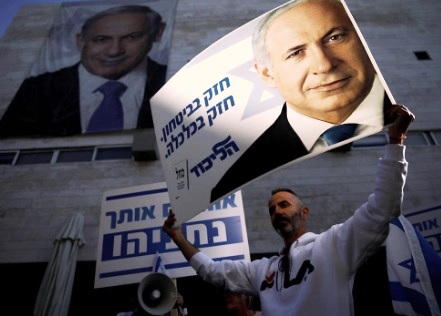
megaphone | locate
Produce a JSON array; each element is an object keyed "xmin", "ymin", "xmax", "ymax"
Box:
[{"xmin": 137, "ymin": 272, "xmax": 177, "ymax": 315}]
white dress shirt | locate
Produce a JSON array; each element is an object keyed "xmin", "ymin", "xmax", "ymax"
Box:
[{"xmin": 78, "ymin": 60, "xmax": 147, "ymax": 133}]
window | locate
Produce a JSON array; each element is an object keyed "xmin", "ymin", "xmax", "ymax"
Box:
[
  {"xmin": 57, "ymin": 148, "xmax": 94, "ymax": 163},
  {"xmin": 95, "ymin": 146, "xmax": 132, "ymax": 161},
  {"xmin": 431, "ymin": 131, "xmax": 441, "ymax": 145},
  {"xmin": 0, "ymin": 146, "xmax": 134, "ymax": 165},
  {"xmin": 353, "ymin": 133, "xmax": 388, "ymax": 148},
  {"xmin": 0, "ymin": 152, "xmax": 17, "ymax": 165},
  {"xmin": 404, "ymin": 132, "xmax": 430, "ymax": 146},
  {"xmin": 414, "ymin": 51, "xmax": 431, "ymax": 60},
  {"xmin": 15, "ymin": 151, "xmax": 53, "ymax": 165}
]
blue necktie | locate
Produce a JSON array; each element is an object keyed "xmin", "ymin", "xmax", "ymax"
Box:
[
  {"xmin": 86, "ymin": 81, "xmax": 127, "ymax": 133},
  {"xmin": 322, "ymin": 123, "xmax": 358, "ymax": 145}
]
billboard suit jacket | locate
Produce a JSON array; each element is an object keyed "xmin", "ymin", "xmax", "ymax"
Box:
[{"xmin": 0, "ymin": 58, "xmax": 166, "ymax": 137}]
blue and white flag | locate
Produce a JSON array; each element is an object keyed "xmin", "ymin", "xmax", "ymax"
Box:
[
  {"xmin": 387, "ymin": 215, "xmax": 441, "ymax": 315},
  {"xmin": 153, "ymin": 251, "xmax": 170, "ymax": 277}
]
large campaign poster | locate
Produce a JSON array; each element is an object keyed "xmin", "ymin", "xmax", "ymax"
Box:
[
  {"xmin": 94, "ymin": 182, "xmax": 250, "ymax": 288},
  {"xmin": 0, "ymin": 0, "xmax": 177, "ymax": 138},
  {"xmin": 151, "ymin": 0, "xmax": 396, "ymax": 225}
]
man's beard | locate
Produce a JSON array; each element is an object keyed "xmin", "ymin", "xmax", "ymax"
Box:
[{"xmin": 273, "ymin": 212, "xmax": 302, "ymax": 238}]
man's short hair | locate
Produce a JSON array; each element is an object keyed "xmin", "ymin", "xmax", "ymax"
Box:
[
  {"xmin": 252, "ymin": 0, "xmax": 342, "ymax": 69},
  {"xmin": 80, "ymin": 5, "xmax": 163, "ymax": 39},
  {"xmin": 271, "ymin": 188, "xmax": 305, "ymax": 207},
  {"xmin": 271, "ymin": 187, "xmax": 303, "ymax": 201}
]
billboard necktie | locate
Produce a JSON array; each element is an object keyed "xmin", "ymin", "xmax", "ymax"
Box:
[{"xmin": 86, "ymin": 81, "xmax": 127, "ymax": 133}]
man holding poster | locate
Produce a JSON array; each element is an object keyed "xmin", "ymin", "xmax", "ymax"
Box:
[
  {"xmin": 211, "ymin": 0, "xmax": 391, "ymax": 202},
  {"xmin": 164, "ymin": 104, "xmax": 415, "ymax": 316}
]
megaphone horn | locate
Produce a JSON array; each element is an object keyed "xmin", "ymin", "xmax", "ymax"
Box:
[{"xmin": 137, "ymin": 272, "xmax": 177, "ymax": 315}]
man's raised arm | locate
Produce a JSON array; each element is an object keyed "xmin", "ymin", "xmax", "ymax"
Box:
[{"xmin": 163, "ymin": 209, "xmax": 199, "ymax": 261}]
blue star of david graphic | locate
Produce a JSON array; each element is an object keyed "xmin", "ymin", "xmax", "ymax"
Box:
[
  {"xmin": 398, "ymin": 257, "xmax": 420, "ymax": 284},
  {"xmin": 227, "ymin": 59, "xmax": 282, "ymax": 120}
]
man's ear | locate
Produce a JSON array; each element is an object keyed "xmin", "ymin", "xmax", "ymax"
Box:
[
  {"xmin": 301, "ymin": 206, "xmax": 310, "ymax": 221},
  {"xmin": 76, "ymin": 33, "xmax": 85, "ymax": 51},
  {"xmin": 154, "ymin": 22, "xmax": 166, "ymax": 42},
  {"xmin": 254, "ymin": 62, "xmax": 277, "ymax": 88}
]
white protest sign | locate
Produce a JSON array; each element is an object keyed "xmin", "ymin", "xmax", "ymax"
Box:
[
  {"xmin": 94, "ymin": 182, "xmax": 250, "ymax": 288},
  {"xmin": 151, "ymin": 0, "xmax": 394, "ymax": 225}
]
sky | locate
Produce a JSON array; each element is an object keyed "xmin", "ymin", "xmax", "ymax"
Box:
[{"xmin": 0, "ymin": 0, "xmax": 87, "ymax": 39}]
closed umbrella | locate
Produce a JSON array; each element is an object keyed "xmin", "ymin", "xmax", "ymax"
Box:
[{"xmin": 34, "ymin": 212, "xmax": 86, "ymax": 316}]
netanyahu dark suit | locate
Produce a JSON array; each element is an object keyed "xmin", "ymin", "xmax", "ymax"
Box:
[
  {"xmin": 0, "ymin": 57, "xmax": 166, "ymax": 137},
  {"xmin": 211, "ymin": 98, "xmax": 392, "ymax": 202},
  {"xmin": 211, "ymin": 104, "xmax": 308, "ymax": 202}
]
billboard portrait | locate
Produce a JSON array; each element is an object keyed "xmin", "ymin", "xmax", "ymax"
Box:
[
  {"xmin": 0, "ymin": 0, "xmax": 177, "ymax": 138},
  {"xmin": 151, "ymin": 0, "xmax": 397, "ymax": 225}
]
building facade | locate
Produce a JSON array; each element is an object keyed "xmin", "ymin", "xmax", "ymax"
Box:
[{"xmin": 0, "ymin": 0, "xmax": 440, "ymax": 314}]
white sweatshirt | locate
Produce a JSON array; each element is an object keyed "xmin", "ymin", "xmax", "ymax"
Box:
[{"xmin": 190, "ymin": 144, "xmax": 408, "ymax": 316}]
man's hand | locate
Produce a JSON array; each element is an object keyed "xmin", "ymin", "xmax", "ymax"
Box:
[
  {"xmin": 387, "ymin": 104, "xmax": 415, "ymax": 144},
  {"xmin": 162, "ymin": 209, "xmax": 200, "ymax": 261},
  {"xmin": 162, "ymin": 209, "xmax": 182, "ymax": 240}
]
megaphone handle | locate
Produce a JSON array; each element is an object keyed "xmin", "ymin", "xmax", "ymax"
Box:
[{"xmin": 178, "ymin": 306, "xmax": 188, "ymax": 316}]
